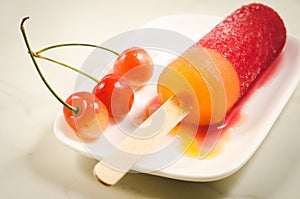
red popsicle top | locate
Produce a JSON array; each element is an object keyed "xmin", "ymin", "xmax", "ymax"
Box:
[{"xmin": 197, "ymin": 3, "xmax": 286, "ymax": 97}]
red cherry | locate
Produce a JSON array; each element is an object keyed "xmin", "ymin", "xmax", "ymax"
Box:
[
  {"xmin": 93, "ymin": 73, "xmax": 134, "ymax": 120},
  {"xmin": 113, "ymin": 47, "xmax": 154, "ymax": 87},
  {"xmin": 63, "ymin": 92, "xmax": 109, "ymax": 141}
]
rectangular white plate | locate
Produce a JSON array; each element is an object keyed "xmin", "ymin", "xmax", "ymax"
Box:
[{"xmin": 53, "ymin": 15, "xmax": 300, "ymax": 182}]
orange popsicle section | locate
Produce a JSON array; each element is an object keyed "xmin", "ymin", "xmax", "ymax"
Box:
[{"xmin": 157, "ymin": 47, "xmax": 240, "ymax": 125}]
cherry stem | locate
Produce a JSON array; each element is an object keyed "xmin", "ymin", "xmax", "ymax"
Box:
[
  {"xmin": 20, "ymin": 17, "xmax": 79, "ymax": 114},
  {"xmin": 36, "ymin": 43, "xmax": 119, "ymax": 56},
  {"xmin": 34, "ymin": 53, "xmax": 99, "ymax": 83}
]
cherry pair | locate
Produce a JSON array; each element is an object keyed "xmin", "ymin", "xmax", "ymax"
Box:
[{"xmin": 20, "ymin": 17, "xmax": 153, "ymax": 141}]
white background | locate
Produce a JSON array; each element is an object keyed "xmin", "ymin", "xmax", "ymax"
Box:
[{"xmin": 1, "ymin": 0, "xmax": 300, "ymax": 198}]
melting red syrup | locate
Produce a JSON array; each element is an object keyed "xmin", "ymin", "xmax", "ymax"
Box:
[
  {"xmin": 186, "ymin": 50, "xmax": 284, "ymax": 158},
  {"xmin": 144, "ymin": 51, "xmax": 283, "ymax": 158},
  {"xmin": 145, "ymin": 49, "xmax": 283, "ymax": 158}
]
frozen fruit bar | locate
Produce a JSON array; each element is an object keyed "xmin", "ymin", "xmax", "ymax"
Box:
[{"xmin": 157, "ymin": 3, "xmax": 286, "ymax": 125}]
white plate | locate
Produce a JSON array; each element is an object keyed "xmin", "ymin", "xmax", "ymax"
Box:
[{"xmin": 53, "ymin": 15, "xmax": 300, "ymax": 182}]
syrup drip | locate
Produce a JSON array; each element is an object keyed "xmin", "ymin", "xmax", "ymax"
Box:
[{"xmin": 180, "ymin": 51, "xmax": 283, "ymax": 158}]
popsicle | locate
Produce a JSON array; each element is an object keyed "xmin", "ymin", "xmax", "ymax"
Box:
[
  {"xmin": 94, "ymin": 3, "xmax": 287, "ymax": 185},
  {"xmin": 157, "ymin": 3, "xmax": 287, "ymax": 126}
]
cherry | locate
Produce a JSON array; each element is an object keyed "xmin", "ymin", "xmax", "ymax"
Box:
[
  {"xmin": 93, "ymin": 73, "xmax": 134, "ymax": 120},
  {"xmin": 64, "ymin": 92, "xmax": 109, "ymax": 140},
  {"xmin": 113, "ymin": 47, "xmax": 154, "ymax": 87}
]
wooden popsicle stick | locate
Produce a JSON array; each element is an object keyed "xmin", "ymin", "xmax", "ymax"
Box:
[{"xmin": 93, "ymin": 97, "xmax": 188, "ymax": 186}]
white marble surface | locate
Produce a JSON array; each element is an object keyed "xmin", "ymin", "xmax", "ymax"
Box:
[{"xmin": 1, "ymin": 0, "xmax": 300, "ymax": 198}]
